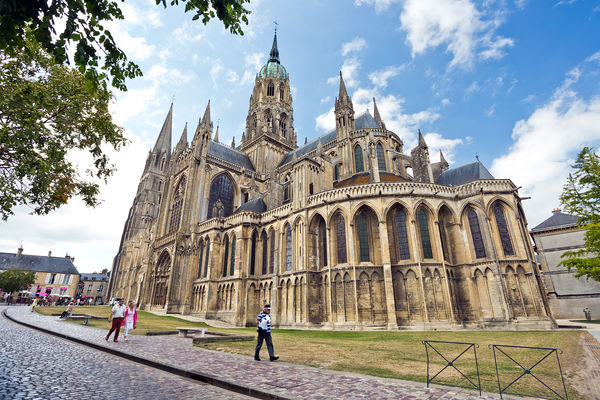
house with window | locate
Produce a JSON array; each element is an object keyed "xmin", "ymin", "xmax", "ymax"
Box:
[
  {"xmin": 0, "ymin": 247, "xmax": 80, "ymax": 298},
  {"xmin": 76, "ymin": 272, "xmax": 109, "ymax": 304},
  {"xmin": 108, "ymin": 33, "xmax": 551, "ymax": 330}
]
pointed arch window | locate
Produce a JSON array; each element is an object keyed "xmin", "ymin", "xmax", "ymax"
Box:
[
  {"xmin": 207, "ymin": 174, "xmax": 234, "ymax": 219},
  {"xmin": 250, "ymin": 231, "xmax": 257, "ymax": 275},
  {"xmin": 222, "ymin": 236, "xmax": 230, "ymax": 277},
  {"xmin": 198, "ymin": 241, "xmax": 204, "ymax": 278},
  {"xmin": 168, "ymin": 177, "xmax": 186, "ymax": 233},
  {"xmin": 468, "ymin": 209, "xmax": 487, "ymax": 258},
  {"xmin": 267, "ymin": 82, "xmax": 275, "ymax": 96},
  {"xmin": 417, "ymin": 208, "xmax": 433, "ymax": 259},
  {"xmin": 203, "ymin": 239, "xmax": 210, "ymax": 277},
  {"xmin": 494, "ymin": 204, "xmax": 514, "ymax": 256},
  {"xmin": 309, "ymin": 183, "xmax": 314, "ymax": 195},
  {"xmin": 285, "ymin": 225, "xmax": 293, "ymax": 271},
  {"xmin": 283, "ymin": 176, "xmax": 291, "ymax": 203},
  {"xmin": 229, "ymin": 235, "xmax": 236, "ymax": 276},
  {"xmin": 262, "ymin": 231, "xmax": 268, "ymax": 274},
  {"xmin": 354, "ymin": 145, "xmax": 364, "ymax": 173},
  {"xmin": 356, "ymin": 212, "xmax": 370, "ymax": 262},
  {"xmin": 394, "ymin": 208, "xmax": 410, "ymax": 260},
  {"xmin": 376, "ymin": 143, "xmax": 386, "ymax": 172},
  {"xmin": 279, "ymin": 86, "xmax": 284, "ymax": 101},
  {"xmin": 269, "ymin": 233, "xmax": 276, "ymax": 273},
  {"xmin": 334, "ymin": 163, "xmax": 340, "ymax": 181},
  {"xmin": 335, "ymin": 213, "xmax": 347, "ymax": 264}
]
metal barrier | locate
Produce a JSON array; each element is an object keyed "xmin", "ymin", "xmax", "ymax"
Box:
[
  {"xmin": 490, "ymin": 344, "xmax": 568, "ymax": 400},
  {"xmin": 422, "ymin": 340, "xmax": 481, "ymax": 395}
]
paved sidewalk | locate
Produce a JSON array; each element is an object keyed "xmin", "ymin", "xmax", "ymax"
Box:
[{"xmin": 5, "ymin": 307, "xmax": 495, "ymax": 400}]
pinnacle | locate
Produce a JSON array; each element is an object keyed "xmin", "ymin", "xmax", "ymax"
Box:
[
  {"xmin": 201, "ymin": 100, "xmax": 211, "ymax": 127},
  {"xmin": 152, "ymin": 103, "xmax": 173, "ymax": 154}
]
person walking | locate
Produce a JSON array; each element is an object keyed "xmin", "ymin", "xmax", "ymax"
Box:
[
  {"xmin": 121, "ymin": 301, "xmax": 137, "ymax": 341},
  {"xmin": 30, "ymin": 295, "xmax": 39, "ymax": 312},
  {"xmin": 254, "ymin": 304, "xmax": 278, "ymax": 361},
  {"xmin": 106, "ymin": 298, "xmax": 126, "ymax": 342}
]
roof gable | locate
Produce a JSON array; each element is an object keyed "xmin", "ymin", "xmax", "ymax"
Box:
[
  {"xmin": 208, "ymin": 141, "xmax": 255, "ymax": 171},
  {"xmin": 354, "ymin": 111, "xmax": 381, "ymax": 130},
  {"xmin": 531, "ymin": 212, "xmax": 578, "ymax": 232},
  {"xmin": 234, "ymin": 198, "xmax": 267, "ymax": 214},
  {"xmin": 435, "ymin": 160, "xmax": 494, "ymax": 186}
]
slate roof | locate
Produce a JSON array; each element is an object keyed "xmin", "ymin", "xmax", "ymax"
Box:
[
  {"xmin": 80, "ymin": 273, "xmax": 109, "ymax": 282},
  {"xmin": 234, "ymin": 198, "xmax": 267, "ymax": 214},
  {"xmin": 354, "ymin": 111, "xmax": 381, "ymax": 130},
  {"xmin": 209, "ymin": 141, "xmax": 255, "ymax": 171},
  {"xmin": 435, "ymin": 160, "xmax": 494, "ymax": 186},
  {"xmin": 278, "ymin": 130, "xmax": 337, "ymax": 166},
  {"xmin": 531, "ymin": 212, "xmax": 578, "ymax": 232},
  {"xmin": 0, "ymin": 252, "xmax": 79, "ymax": 275}
]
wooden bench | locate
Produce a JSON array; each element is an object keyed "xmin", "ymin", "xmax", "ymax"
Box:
[
  {"xmin": 66, "ymin": 315, "xmax": 91, "ymax": 325},
  {"xmin": 176, "ymin": 327, "xmax": 207, "ymax": 338}
]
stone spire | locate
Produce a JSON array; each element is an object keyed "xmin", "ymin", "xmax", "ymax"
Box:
[
  {"xmin": 269, "ymin": 31, "xmax": 280, "ymax": 63},
  {"xmin": 231, "ymin": 136, "xmax": 235, "ymax": 148},
  {"xmin": 174, "ymin": 122, "xmax": 188, "ymax": 153},
  {"xmin": 440, "ymin": 150, "xmax": 448, "ymax": 165},
  {"xmin": 373, "ymin": 97, "xmax": 386, "ymax": 130},
  {"xmin": 337, "ymin": 71, "xmax": 351, "ymax": 105},
  {"xmin": 153, "ymin": 103, "xmax": 173, "ymax": 153},
  {"xmin": 418, "ymin": 129, "xmax": 427, "ymax": 148},
  {"xmin": 201, "ymin": 100, "xmax": 212, "ymax": 129},
  {"xmin": 214, "ymin": 124, "xmax": 219, "ymax": 143}
]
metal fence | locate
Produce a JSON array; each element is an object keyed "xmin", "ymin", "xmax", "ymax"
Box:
[
  {"xmin": 490, "ymin": 344, "xmax": 568, "ymax": 400},
  {"xmin": 422, "ymin": 340, "xmax": 481, "ymax": 395}
]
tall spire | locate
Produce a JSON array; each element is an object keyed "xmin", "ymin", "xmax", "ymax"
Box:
[
  {"xmin": 153, "ymin": 103, "xmax": 173, "ymax": 153},
  {"xmin": 201, "ymin": 100, "xmax": 211, "ymax": 128},
  {"xmin": 373, "ymin": 97, "xmax": 385, "ymax": 130},
  {"xmin": 214, "ymin": 124, "xmax": 219, "ymax": 143},
  {"xmin": 269, "ymin": 31, "xmax": 280, "ymax": 63},
  {"xmin": 418, "ymin": 129, "xmax": 427, "ymax": 148},
  {"xmin": 175, "ymin": 122, "xmax": 188, "ymax": 152},
  {"xmin": 338, "ymin": 71, "xmax": 350, "ymax": 102}
]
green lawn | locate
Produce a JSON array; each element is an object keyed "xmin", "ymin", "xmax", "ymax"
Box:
[
  {"xmin": 35, "ymin": 306, "xmax": 589, "ymax": 399},
  {"xmin": 570, "ymin": 319, "xmax": 600, "ymax": 324}
]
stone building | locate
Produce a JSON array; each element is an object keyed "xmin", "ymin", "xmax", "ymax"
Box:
[
  {"xmin": 0, "ymin": 247, "xmax": 80, "ymax": 298},
  {"xmin": 77, "ymin": 272, "xmax": 109, "ymax": 305},
  {"xmin": 109, "ymin": 34, "xmax": 551, "ymax": 330},
  {"xmin": 531, "ymin": 210, "xmax": 600, "ymax": 319}
]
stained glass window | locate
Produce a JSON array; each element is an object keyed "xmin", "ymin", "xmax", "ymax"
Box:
[
  {"xmin": 439, "ymin": 221, "xmax": 449, "ymax": 262},
  {"xmin": 203, "ymin": 239, "xmax": 210, "ymax": 277},
  {"xmin": 494, "ymin": 204, "xmax": 514, "ymax": 256},
  {"xmin": 269, "ymin": 233, "xmax": 275, "ymax": 273},
  {"xmin": 222, "ymin": 236, "xmax": 229, "ymax": 277},
  {"xmin": 356, "ymin": 212, "xmax": 370, "ymax": 262},
  {"xmin": 334, "ymin": 164, "xmax": 340, "ymax": 181},
  {"xmin": 262, "ymin": 231, "xmax": 268, "ymax": 274},
  {"xmin": 168, "ymin": 177, "xmax": 186, "ymax": 233},
  {"xmin": 394, "ymin": 208, "xmax": 410, "ymax": 260},
  {"xmin": 336, "ymin": 213, "xmax": 347, "ymax": 264},
  {"xmin": 229, "ymin": 235, "xmax": 236, "ymax": 276},
  {"xmin": 468, "ymin": 209, "xmax": 486, "ymax": 258},
  {"xmin": 376, "ymin": 143, "xmax": 386, "ymax": 172},
  {"xmin": 198, "ymin": 242, "xmax": 204, "ymax": 278},
  {"xmin": 285, "ymin": 226, "xmax": 292, "ymax": 270},
  {"xmin": 207, "ymin": 174, "xmax": 234, "ymax": 219},
  {"xmin": 354, "ymin": 145, "xmax": 364, "ymax": 172},
  {"xmin": 250, "ymin": 232, "xmax": 257, "ymax": 275},
  {"xmin": 417, "ymin": 208, "xmax": 433, "ymax": 259}
]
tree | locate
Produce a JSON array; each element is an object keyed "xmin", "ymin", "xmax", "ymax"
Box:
[
  {"xmin": 559, "ymin": 146, "xmax": 600, "ymax": 281},
  {"xmin": 0, "ymin": 38, "xmax": 127, "ymax": 220},
  {"xmin": 0, "ymin": 268, "xmax": 36, "ymax": 294},
  {"xmin": 0, "ymin": 0, "xmax": 251, "ymax": 91}
]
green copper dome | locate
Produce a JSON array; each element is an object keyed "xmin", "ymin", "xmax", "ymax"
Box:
[{"xmin": 259, "ymin": 61, "xmax": 287, "ymax": 80}]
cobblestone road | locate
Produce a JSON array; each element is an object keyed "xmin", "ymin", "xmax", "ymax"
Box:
[{"xmin": 0, "ymin": 306, "xmax": 251, "ymax": 400}]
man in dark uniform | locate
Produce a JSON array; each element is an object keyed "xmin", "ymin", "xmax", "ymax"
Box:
[{"xmin": 254, "ymin": 304, "xmax": 278, "ymax": 361}]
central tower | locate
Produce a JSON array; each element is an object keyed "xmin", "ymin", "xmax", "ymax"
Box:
[{"xmin": 240, "ymin": 32, "xmax": 297, "ymax": 175}]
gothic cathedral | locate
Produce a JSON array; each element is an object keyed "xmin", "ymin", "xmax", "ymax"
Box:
[{"xmin": 109, "ymin": 34, "xmax": 551, "ymax": 330}]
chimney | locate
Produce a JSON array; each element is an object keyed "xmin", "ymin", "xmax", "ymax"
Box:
[
  {"xmin": 65, "ymin": 253, "xmax": 69, "ymax": 258},
  {"xmin": 552, "ymin": 208, "xmax": 561, "ymax": 213},
  {"xmin": 48, "ymin": 251, "xmax": 52, "ymax": 258},
  {"xmin": 16, "ymin": 247, "xmax": 23, "ymax": 257}
]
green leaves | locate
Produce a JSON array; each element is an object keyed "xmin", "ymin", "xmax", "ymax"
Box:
[
  {"xmin": 0, "ymin": 268, "xmax": 36, "ymax": 294},
  {"xmin": 0, "ymin": 0, "xmax": 251, "ymax": 91},
  {"xmin": 559, "ymin": 147, "xmax": 600, "ymax": 281},
  {"xmin": 0, "ymin": 38, "xmax": 127, "ymax": 220}
]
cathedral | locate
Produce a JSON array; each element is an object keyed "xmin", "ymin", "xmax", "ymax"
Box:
[{"xmin": 108, "ymin": 33, "xmax": 552, "ymax": 330}]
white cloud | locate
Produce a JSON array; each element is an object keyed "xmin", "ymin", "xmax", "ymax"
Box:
[
  {"xmin": 399, "ymin": 0, "xmax": 513, "ymax": 68},
  {"xmin": 491, "ymin": 61, "xmax": 600, "ymax": 226},
  {"xmin": 327, "ymin": 58, "xmax": 361, "ymax": 87},
  {"xmin": 423, "ymin": 132, "xmax": 465, "ymax": 162},
  {"xmin": 315, "ymin": 107, "xmax": 336, "ymax": 132},
  {"xmin": 486, "ymin": 104, "xmax": 496, "ymax": 117},
  {"xmin": 354, "ymin": 0, "xmax": 401, "ymax": 12},
  {"xmin": 320, "ymin": 96, "xmax": 331, "ymax": 105},
  {"xmin": 342, "ymin": 37, "xmax": 367, "ymax": 56},
  {"xmin": 369, "ymin": 65, "xmax": 405, "ymax": 88},
  {"xmin": 172, "ymin": 21, "xmax": 206, "ymax": 42},
  {"xmin": 240, "ymin": 52, "xmax": 265, "ymax": 85}
]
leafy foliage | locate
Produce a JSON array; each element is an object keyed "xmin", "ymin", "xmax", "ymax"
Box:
[
  {"xmin": 0, "ymin": 268, "xmax": 35, "ymax": 294},
  {"xmin": 0, "ymin": 39, "xmax": 127, "ymax": 220},
  {"xmin": 559, "ymin": 147, "xmax": 600, "ymax": 281},
  {"xmin": 0, "ymin": 0, "xmax": 251, "ymax": 90}
]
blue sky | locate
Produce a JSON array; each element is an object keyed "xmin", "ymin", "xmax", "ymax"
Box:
[{"xmin": 1, "ymin": 0, "xmax": 600, "ymax": 272}]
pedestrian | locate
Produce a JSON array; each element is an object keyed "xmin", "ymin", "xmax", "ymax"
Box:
[
  {"xmin": 254, "ymin": 304, "xmax": 278, "ymax": 361},
  {"xmin": 30, "ymin": 295, "xmax": 39, "ymax": 312},
  {"xmin": 106, "ymin": 298, "xmax": 126, "ymax": 342},
  {"xmin": 121, "ymin": 301, "xmax": 138, "ymax": 341}
]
